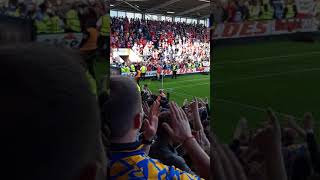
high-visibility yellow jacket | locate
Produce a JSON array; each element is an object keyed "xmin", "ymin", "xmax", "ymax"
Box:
[
  {"xmin": 100, "ymin": 15, "xmax": 110, "ymax": 36},
  {"xmin": 130, "ymin": 64, "xmax": 136, "ymax": 72},
  {"xmin": 66, "ymin": 9, "xmax": 81, "ymax": 32},
  {"xmin": 140, "ymin": 66, "xmax": 147, "ymax": 73},
  {"xmin": 286, "ymin": 4, "xmax": 295, "ymax": 18},
  {"xmin": 8, "ymin": 9, "xmax": 20, "ymax": 17},
  {"xmin": 249, "ymin": 5, "xmax": 260, "ymax": 20},
  {"xmin": 35, "ymin": 20, "xmax": 47, "ymax": 33},
  {"xmin": 261, "ymin": 4, "xmax": 274, "ymax": 20},
  {"xmin": 49, "ymin": 16, "xmax": 64, "ymax": 33}
]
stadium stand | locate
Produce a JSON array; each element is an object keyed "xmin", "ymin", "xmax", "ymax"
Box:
[
  {"xmin": 0, "ymin": 0, "xmax": 110, "ymax": 88},
  {"xmin": 0, "ymin": 0, "xmax": 109, "ymax": 34},
  {"xmin": 110, "ymin": 16, "xmax": 210, "ymax": 81},
  {"xmin": 211, "ymin": 0, "xmax": 319, "ymax": 41},
  {"xmin": 211, "ymin": 0, "xmax": 312, "ymax": 23}
]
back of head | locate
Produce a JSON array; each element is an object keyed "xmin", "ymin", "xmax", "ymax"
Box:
[
  {"xmin": 106, "ymin": 76, "xmax": 142, "ymax": 138},
  {"xmin": 157, "ymin": 111, "xmax": 171, "ymax": 137},
  {"xmin": 0, "ymin": 43, "xmax": 101, "ymax": 180}
]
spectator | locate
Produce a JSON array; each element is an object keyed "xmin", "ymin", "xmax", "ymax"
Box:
[
  {"xmin": 107, "ymin": 76, "xmax": 210, "ymax": 179},
  {"xmin": 286, "ymin": 113, "xmax": 320, "ymax": 175},
  {"xmin": 211, "ymin": 0, "xmax": 300, "ymax": 23},
  {"xmin": 212, "ymin": 109, "xmax": 288, "ymax": 180}
]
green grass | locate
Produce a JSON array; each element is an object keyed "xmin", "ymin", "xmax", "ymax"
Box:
[
  {"xmin": 140, "ymin": 74, "xmax": 210, "ymax": 105},
  {"xmin": 213, "ymin": 41, "xmax": 320, "ymax": 142}
]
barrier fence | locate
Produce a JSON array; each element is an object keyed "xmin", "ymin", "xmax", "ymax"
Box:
[{"xmin": 121, "ymin": 67, "xmax": 210, "ymax": 77}]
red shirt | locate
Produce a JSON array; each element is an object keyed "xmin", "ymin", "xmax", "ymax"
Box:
[{"xmin": 226, "ymin": 5, "xmax": 236, "ymax": 22}]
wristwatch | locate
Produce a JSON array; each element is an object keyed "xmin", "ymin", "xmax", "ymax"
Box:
[{"xmin": 141, "ymin": 134, "xmax": 157, "ymax": 145}]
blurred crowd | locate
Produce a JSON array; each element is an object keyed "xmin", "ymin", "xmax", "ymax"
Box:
[
  {"xmin": 0, "ymin": 0, "xmax": 109, "ymax": 34},
  {"xmin": 211, "ymin": 0, "xmax": 300, "ymax": 23},
  {"xmin": 211, "ymin": 110, "xmax": 320, "ymax": 180}
]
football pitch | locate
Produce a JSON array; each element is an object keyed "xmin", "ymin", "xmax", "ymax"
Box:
[
  {"xmin": 142, "ymin": 74, "xmax": 210, "ymax": 105},
  {"xmin": 213, "ymin": 40, "xmax": 320, "ymax": 142}
]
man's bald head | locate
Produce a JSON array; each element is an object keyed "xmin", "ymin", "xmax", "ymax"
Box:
[{"xmin": 106, "ymin": 76, "xmax": 142, "ymax": 138}]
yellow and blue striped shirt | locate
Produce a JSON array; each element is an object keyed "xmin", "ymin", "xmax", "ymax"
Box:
[{"xmin": 110, "ymin": 142, "xmax": 203, "ymax": 180}]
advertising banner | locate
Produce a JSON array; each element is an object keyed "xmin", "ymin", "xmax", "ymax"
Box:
[
  {"xmin": 295, "ymin": 0, "xmax": 315, "ymax": 16},
  {"xmin": 121, "ymin": 67, "xmax": 210, "ymax": 77},
  {"xmin": 36, "ymin": 33, "xmax": 83, "ymax": 49},
  {"xmin": 212, "ymin": 18, "xmax": 317, "ymax": 39}
]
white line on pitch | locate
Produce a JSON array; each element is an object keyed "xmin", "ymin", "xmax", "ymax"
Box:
[
  {"xmin": 215, "ymin": 98, "xmax": 304, "ymax": 120},
  {"xmin": 214, "ymin": 68, "xmax": 320, "ymax": 86},
  {"xmin": 214, "ymin": 51, "xmax": 320, "ymax": 65}
]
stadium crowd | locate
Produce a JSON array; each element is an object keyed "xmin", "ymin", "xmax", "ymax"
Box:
[
  {"xmin": 110, "ymin": 16, "xmax": 210, "ymax": 79},
  {"xmin": 211, "ymin": 0, "xmax": 299, "ymax": 23},
  {"xmin": 0, "ymin": 0, "xmax": 112, "ymax": 86},
  {"xmin": 0, "ymin": 0, "xmax": 110, "ymax": 35}
]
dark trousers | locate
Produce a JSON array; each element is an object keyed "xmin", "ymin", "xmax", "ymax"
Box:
[
  {"xmin": 98, "ymin": 35, "xmax": 109, "ymax": 57},
  {"xmin": 172, "ymin": 71, "xmax": 177, "ymax": 79},
  {"xmin": 141, "ymin": 73, "xmax": 146, "ymax": 81},
  {"xmin": 81, "ymin": 50, "xmax": 97, "ymax": 80},
  {"xmin": 136, "ymin": 77, "xmax": 140, "ymax": 86}
]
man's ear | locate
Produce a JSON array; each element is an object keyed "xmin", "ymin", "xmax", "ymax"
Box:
[
  {"xmin": 79, "ymin": 162, "xmax": 105, "ymax": 180},
  {"xmin": 133, "ymin": 113, "xmax": 143, "ymax": 129}
]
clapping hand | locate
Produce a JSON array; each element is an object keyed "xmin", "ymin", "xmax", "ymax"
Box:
[
  {"xmin": 162, "ymin": 102, "xmax": 193, "ymax": 143},
  {"xmin": 143, "ymin": 101, "xmax": 160, "ymax": 141}
]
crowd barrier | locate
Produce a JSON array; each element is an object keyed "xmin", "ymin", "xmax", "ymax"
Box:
[
  {"xmin": 121, "ymin": 67, "xmax": 210, "ymax": 77},
  {"xmin": 36, "ymin": 33, "xmax": 83, "ymax": 49}
]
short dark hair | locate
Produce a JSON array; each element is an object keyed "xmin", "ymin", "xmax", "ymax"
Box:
[
  {"xmin": 106, "ymin": 76, "xmax": 142, "ymax": 138},
  {"xmin": 157, "ymin": 111, "xmax": 172, "ymax": 137},
  {"xmin": 0, "ymin": 43, "xmax": 101, "ymax": 180}
]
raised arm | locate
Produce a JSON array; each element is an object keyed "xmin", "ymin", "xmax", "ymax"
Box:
[
  {"xmin": 253, "ymin": 109, "xmax": 287, "ymax": 180},
  {"xmin": 141, "ymin": 101, "xmax": 160, "ymax": 155},
  {"xmin": 162, "ymin": 102, "xmax": 210, "ymax": 179}
]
